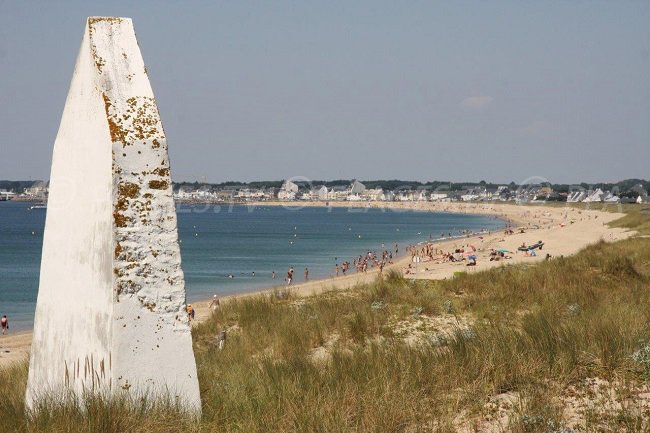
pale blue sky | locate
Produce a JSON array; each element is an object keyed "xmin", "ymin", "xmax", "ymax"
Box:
[{"xmin": 0, "ymin": 1, "xmax": 648, "ymax": 184}]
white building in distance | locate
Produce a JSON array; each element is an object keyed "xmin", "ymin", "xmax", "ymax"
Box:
[{"xmin": 278, "ymin": 180, "xmax": 299, "ymax": 200}]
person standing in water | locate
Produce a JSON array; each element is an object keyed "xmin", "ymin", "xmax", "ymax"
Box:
[
  {"xmin": 304, "ymin": 267, "xmax": 309, "ymax": 281},
  {"xmin": 287, "ymin": 267, "xmax": 294, "ymax": 285},
  {"xmin": 1, "ymin": 315, "xmax": 7, "ymax": 335}
]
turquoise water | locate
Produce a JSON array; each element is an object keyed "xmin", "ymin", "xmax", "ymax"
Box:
[{"xmin": 0, "ymin": 201, "xmax": 503, "ymax": 330}]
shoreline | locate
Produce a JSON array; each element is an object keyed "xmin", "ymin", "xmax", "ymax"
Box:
[
  {"xmin": 5, "ymin": 200, "xmax": 504, "ymax": 332},
  {"xmin": 0, "ymin": 202, "xmax": 634, "ymax": 368}
]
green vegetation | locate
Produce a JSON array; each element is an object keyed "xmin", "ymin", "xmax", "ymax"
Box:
[
  {"xmin": 0, "ymin": 180, "xmax": 44, "ymax": 195},
  {"xmin": 2, "ymin": 212, "xmax": 650, "ymax": 432},
  {"xmin": 608, "ymin": 204, "xmax": 650, "ymax": 236}
]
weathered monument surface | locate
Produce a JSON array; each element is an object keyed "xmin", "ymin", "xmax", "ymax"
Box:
[{"xmin": 26, "ymin": 17, "xmax": 201, "ymax": 412}]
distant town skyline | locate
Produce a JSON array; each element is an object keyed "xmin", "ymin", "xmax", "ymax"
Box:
[
  {"xmin": 1, "ymin": 1, "xmax": 648, "ymax": 184},
  {"xmin": 5, "ymin": 177, "xmax": 649, "ymax": 205}
]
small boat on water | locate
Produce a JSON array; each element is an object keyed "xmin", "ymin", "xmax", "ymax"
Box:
[{"xmin": 29, "ymin": 204, "xmax": 47, "ymax": 210}]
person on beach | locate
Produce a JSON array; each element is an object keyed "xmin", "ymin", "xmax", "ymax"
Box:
[
  {"xmin": 187, "ymin": 304, "xmax": 195, "ymax": 321},
  {"xmin": 272, "ymin": 271, "xmax": 276, "ymax": 279},
  {"xmin": 304, "ymin": 267, "xmax": 309, "ymax": 281},
  {"xmin": 209, "ymin": 295, "xmax": 220, "ymax": 311},
  {"xmin": 287, "ymin": 267, "xmax": 294, "ymax": 285},
  {"xmin": 1, "ymin": 315, "xmax": 7, "ymax": 335},
  {"xmin": 218, "ymin": 330, "xmax": 227, "ymax": 350},
  {"xmin": 335, "ymin": 264, "xmax": 340, "ymax": 277}
]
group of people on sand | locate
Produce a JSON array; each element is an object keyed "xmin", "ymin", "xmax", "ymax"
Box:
[
  {"xmin": 335, "ymin": 262, "xmax": 349, "ymax": 276},
  {"xmin": 400, "ymin": 224, "xmax": 552, "ymax": 275},
  {"xmin": 402, "ymin": 229, "xmax": 492, "ymax": 271},
  {"xmin": 186, "ymin": 295, "xmax": 222, "ymax": 323},
  {"xmin": 348, "ymin": 243, "xmax": 400, "ymax": 276},
  {"xmin": 285, "ymin": 266, "xmax": 312, "ymax": 285},
  {"xmin": 489, "ymin": 249, "xmax": 512, "ymax": 261},
  {"xmin": 350, "ymin": 248, "xmax": 394, "ymax": 275},
  {"xmin": 405, "ymin": 244, "xmax": 480, "ymax": 272},
  {"xmin": 280, "ymin": 243, "xmax": 402, "ymax": 285}
]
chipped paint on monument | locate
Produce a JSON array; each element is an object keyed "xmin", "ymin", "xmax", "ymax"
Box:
[
  {"xmin": 89, "ymin": 17, "xmax": 196, "ymax": 400},
  {"xmin": 26, "ymin": 17, "xmax": 200, "ymax": 412}
]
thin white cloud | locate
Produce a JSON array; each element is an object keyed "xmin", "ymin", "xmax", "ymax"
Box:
[{"xmin": 461, "ymin": 95, "xmax": 493, "ymax": 109}]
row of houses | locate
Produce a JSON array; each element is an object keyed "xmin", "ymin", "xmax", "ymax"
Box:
[
  {"xmin": 567, "ymin": 189, "xmax": 621, "ymax": 203},
  {"xmin": 173, "ymin": 180, "xmax": 523, "ymax": 203},
  {"xmin": 7, "ymin": 180, "xmax": 646, "ymax": 204},
  {"xmin": 566, "ymin": 184, "xmax": 650, "ymax": 204},
  {"xmin": 174, "ymin": 180, "xmax": 650, "ymax": 204},
  {"xmin": 0, "ymin": 181, "xmax": 48, "ymax": 201},
  {"xmin": 173, "ymin": 179, "xmax": 570, "ymax": 203}
]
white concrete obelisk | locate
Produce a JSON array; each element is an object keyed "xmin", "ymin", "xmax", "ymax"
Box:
[{"xmin": 26, "ymin": 17, "xmax": 201, "ymax": 413}]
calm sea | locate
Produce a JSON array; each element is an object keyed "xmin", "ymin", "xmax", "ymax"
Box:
[{"xmin": 0, "ymin": 201, "xmax": 503, "ymax": 330}]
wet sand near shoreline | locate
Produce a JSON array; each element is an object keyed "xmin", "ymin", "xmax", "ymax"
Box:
[{"xmin": 0, "ymin": 202, "xmax": 633, "ymax": 368}]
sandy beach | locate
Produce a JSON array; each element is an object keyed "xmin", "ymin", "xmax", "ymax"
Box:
[{"xmin": 0, "ymin": 202, "xmax": 634, "ymax": 368}]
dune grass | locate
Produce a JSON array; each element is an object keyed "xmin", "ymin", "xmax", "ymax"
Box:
[
  {"xmin": 607, "ymin": 203, "xmax": 650, "ymax": 235},
  {"xmin": 0, "ymin": 362, "xmax": 197, "ymax": 432},
  {"xmin": 1, "ymin": 210, "xmax": 649, "ymax": 432}
]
